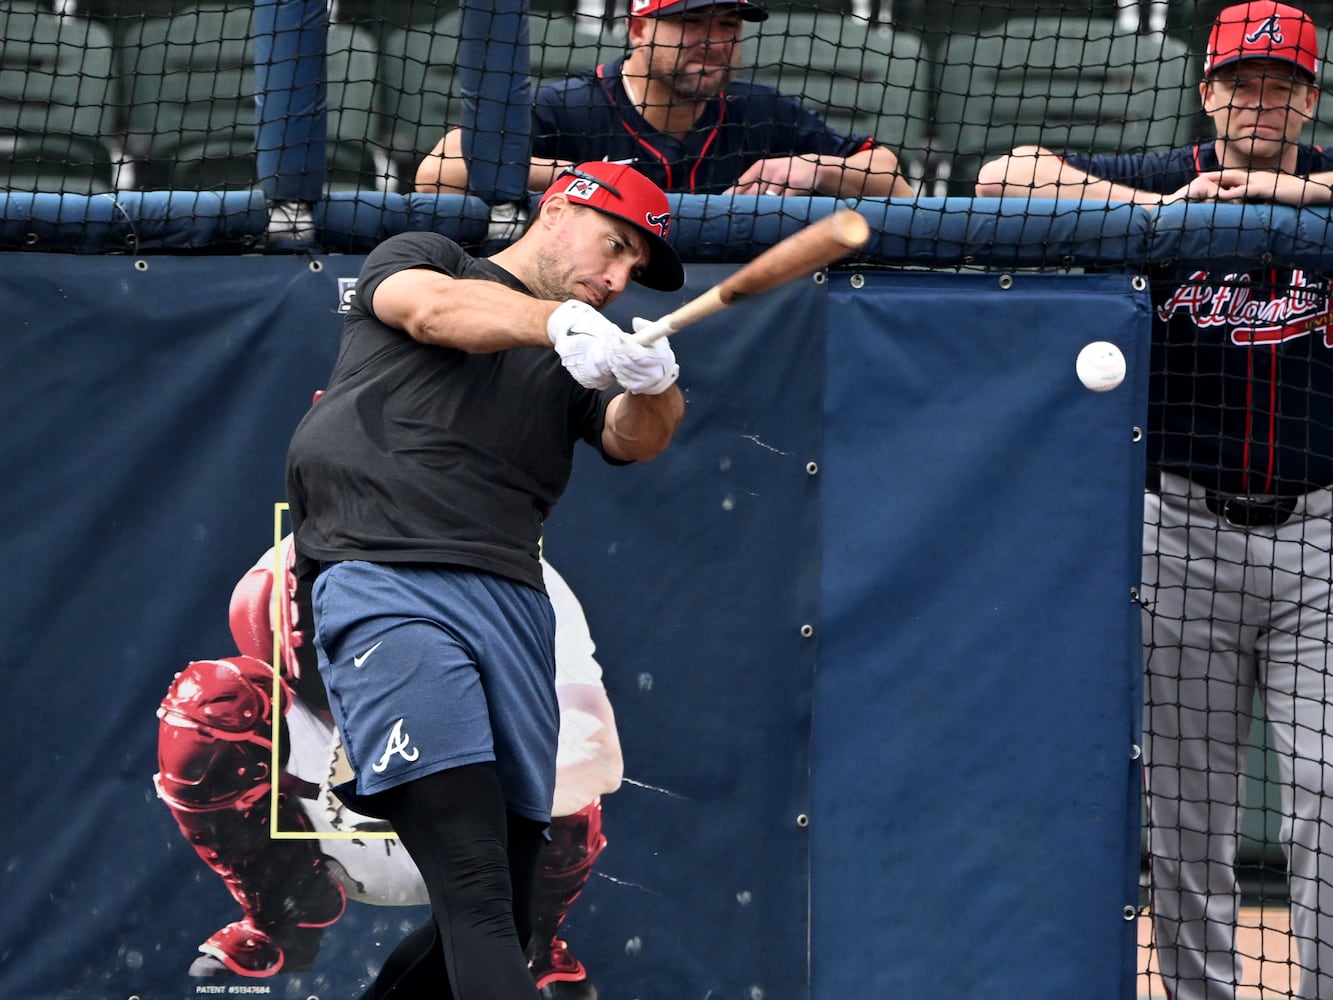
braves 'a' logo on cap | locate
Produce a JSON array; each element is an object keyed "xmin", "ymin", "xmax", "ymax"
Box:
[
  {"xmin": 631, "ymin": 0, "xmax": 652, "ymax": 11},
  {"xmin": 1246, "ymin": 13, "xmax": 1284, "ymax": 45},
  {"xmin": 565, "ymin": 178, "xmax": 602, "ymax": 201},
  {"xmin": 645, "ymin": 210, "xmax": 671, "ymax": 238}
]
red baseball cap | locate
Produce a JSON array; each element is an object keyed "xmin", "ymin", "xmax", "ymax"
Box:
[
  {"xmin": 540, "ymin": 161, "xmax": 685, "ymax": 291},
  {"xmin": 629, "ymin": 0, "xmax": 768, "ymax": 22},
  {"xmin": 1205, "ymin": 0, "xmax": 1319, "ymax": 80}
]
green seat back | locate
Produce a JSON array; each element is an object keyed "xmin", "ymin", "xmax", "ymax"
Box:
[
  {"xmin": 529, "ymin": 14, "xmax": 624, "ymax": 87},
  {"xmin": 377, "ymin": 11, "xmax": 463, "ymax": 184},
  {"xmin": 747, "ymin": 12, "xmax": 932, "ymax": 171},
  {"xmin": 0, "ymin": 4, "xmax": 117, "ymax": 192},
  {"xmin": 326, "ymin": 21, "xmax": 384, "ymax": 191},
  {"xmin": 934, "ymin": 17, "xmax": 1198, "ymax": 193},
  {"xmin": 1305, "ymin": 27, "xmax": 1333, "ymax": 153},
  {"xmin": 331, "ymin": 0, "xmax": 452, "ymax": 40},
  {"xmin": 117, "ymin": 2, "xmax": 258, "ymax": 189}
]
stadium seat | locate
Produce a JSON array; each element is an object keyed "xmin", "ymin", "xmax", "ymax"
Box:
[
  {"xmin": 326, "ymin": 22, "xmax": 386, "ymax": 191},
  {"xmin": 1308, "ymin": 27, "xmax": 1333, "ymax": 153},
  {"xmin": 330, "ymin": 0, "xmax": 451, "ymax": 40},
  {"xmin": 377, "ymin": 10, "xmax": 463, "ymax": 192},
  {"xmin": 746, "ymin": 12, "xmax": 933, "ymax": 183},
  {"xmin": 529, "ymin": 14, "xmax": 626, "ymax": 87},
  {"xmin": 77, "ymin": 0, "xmax": 211, "ymax": 24},
  {"xmin": 116, "ymin": 2, "xmax": 259, "ymax": 190},
  {"xmin": 0, "ymin": 2, "xmax": 118, "ymax": 194},
  {"xmin": 933, "ymin": 17, "xmax": 1200, "ymax": 195}
]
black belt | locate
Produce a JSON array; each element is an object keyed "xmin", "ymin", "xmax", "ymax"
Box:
[
  {"xmin": 1147, "ymin": 469, "xmax": 1301, "ymax": 528},
  {"xmin": 1201, "ymin": 492, "xmax": 1299, "ymax": 528}
]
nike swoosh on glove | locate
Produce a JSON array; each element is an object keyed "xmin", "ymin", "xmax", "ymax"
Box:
[{"xmin": 547, "ymin": 299, "xmax": 625, "ymax": 390}]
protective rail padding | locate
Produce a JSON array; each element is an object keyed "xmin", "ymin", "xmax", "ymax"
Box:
[{"xmin": 8, "ymin": 192, "xmax": 1333, "ymax": 272}]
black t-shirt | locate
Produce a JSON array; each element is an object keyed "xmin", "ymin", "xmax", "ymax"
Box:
[{"xmin": 285, "ymin": 231, "xmax": 620, "ymax": 592}]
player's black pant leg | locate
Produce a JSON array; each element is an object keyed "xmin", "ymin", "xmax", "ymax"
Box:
[
  {"xmin": 357, "ymin": 922, "xmax": 449, "ymax": 1000},
  {"xmin": 507, "ymin": 809, "xmax": 546, "ymax": 953},
  {"xmin": 361, "ymin": 762, "xmax": 544, "ymax": 1000}
]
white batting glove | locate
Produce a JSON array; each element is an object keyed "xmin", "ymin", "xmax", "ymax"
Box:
[
  {"xmin": 546, "ymin": 299, "xmax": 623, "ymax": 390},
  {"xmin": 611, "ymin": 318, "xmax": 680, "ymax": 395}
]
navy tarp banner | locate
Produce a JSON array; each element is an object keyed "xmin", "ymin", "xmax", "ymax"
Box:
[
  {"xmin": 0, "ymin": 254, "xmax": 357, "ymax": 999},
  {"xmin": 816, "ymin": 271, "xmax": 1150, "ymax": 1000},
  {"xmin": 0, "ymin": 255, "xmax": 1146, "ymax": 1000},
  {"xmin": 545, "ymin": 274, "xmax": 825, "ymax": 999}
]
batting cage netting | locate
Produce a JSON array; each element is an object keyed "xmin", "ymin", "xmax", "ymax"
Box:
[{"xmin": 5, "ymin": 1, "xmax": 1333, "ymax": 999}]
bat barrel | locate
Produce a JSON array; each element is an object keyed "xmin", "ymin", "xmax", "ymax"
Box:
[{"xmin": 829, "ymin": 209, "xmax": 872, "ymax": 250}]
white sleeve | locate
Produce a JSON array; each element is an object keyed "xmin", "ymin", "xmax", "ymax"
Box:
[{"xmin": 542, "ymin": 557, "xmax": 605, "ymax": 689}]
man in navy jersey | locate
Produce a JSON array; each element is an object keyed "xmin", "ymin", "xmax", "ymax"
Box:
[
  {"xmin": 977, "ymin": 4, "xmax": 1333, "ymax": 998},
  {"xmin": 415, "ymin": 0, "xmax": 914, "ymax": 197}
]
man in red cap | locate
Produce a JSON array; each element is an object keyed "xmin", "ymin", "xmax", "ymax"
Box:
[
  {"xmin": 977, "ymin": 4, "xmax": 1333, "ymax": 999},
  {"xmin": 285, "ymin": 161, "xmax": 686, "ymax": 1000},
  {"xmin": 415, "ymin": 0, "xmax": 915, "ymax": 198}
]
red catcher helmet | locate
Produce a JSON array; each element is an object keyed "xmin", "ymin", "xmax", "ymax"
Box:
[
  {"xmin": 229, "ymin": 535, "xmax": 307, "ymax": 680},
  {"xmin": 155, "ymin": 655, "xmax": 289, "ymax": 812}
]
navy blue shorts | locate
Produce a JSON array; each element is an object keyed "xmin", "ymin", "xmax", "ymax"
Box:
[{"xmin": 311, "ymin": 561, "xmax": 559, "ymax": 824}]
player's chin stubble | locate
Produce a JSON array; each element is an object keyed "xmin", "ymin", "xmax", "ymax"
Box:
[
  {"xmin": 529, "ymin": 244, "xmax": 580, "ymax": 304},
  {"xmin": 670, "ymin": 69, "xmax": 730, "ymax": 102}
]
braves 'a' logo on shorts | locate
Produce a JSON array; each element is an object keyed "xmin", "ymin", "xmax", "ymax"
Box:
[
  {"xmin": 645, "ymin": 210, "xmax": 671, "ymax": 238},
  {"xmin": 372, "ymin": 718, "xmax": 420, "ymax": 773}
]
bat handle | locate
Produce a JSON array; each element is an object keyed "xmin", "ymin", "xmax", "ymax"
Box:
[{"xmin": 632, "ymin": 317, "xmax": 676, "ymax": 346}]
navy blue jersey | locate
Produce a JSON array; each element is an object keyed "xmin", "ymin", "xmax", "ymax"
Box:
[
  {"xmin": 532, "ymin": 55, "xmax": 875, "ymax": 194},
  {"xmin": 1066, "ymin": 144, "xmax": 1333, "ymax": 494}
]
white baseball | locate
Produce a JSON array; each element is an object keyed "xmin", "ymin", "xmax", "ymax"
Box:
[{"xmin": 1075, "ymin": 341, "xmax": 1126, "ymax": 392}]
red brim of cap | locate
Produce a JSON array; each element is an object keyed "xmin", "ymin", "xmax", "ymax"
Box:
[{"xmin": 1207, "ymin": 52, "xmax": 1317, "ymax": 78}]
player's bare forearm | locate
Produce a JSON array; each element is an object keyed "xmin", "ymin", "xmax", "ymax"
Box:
[
  {"xmin": 1210, "ymin": 169, "xmax": 1333, "ymax": 206},
  {"xmin": 602, "ymin": 386, "xmax": 684, "ymax": 461},
  {"xmin": 373, "ymin": 268, "xmax": 559, "ymax": 351},
  {"xmin": 414, "ymin": 132, "xmax": 572, "ymax": 196},
  {"xmin": 975, "ymin": 146, "xmax": 1161, "ymax": 205},
  {"xmin": 529, "ymin": 157, "xmax": 574, "ymax": 192},
  {"xmin": 1303, "ymin": 172, "xmax": 1333, "ymax": 203},
  {"xmin": 725, "ymin": 149, "xmax": 910, "ymax": 197},
  {"xmin": 816, "ymin": 146, "xmax": 915, "ymax": 198},
  {"xmin": 414, "ymin": 128, "xmax": 469, "ymax": 193}
]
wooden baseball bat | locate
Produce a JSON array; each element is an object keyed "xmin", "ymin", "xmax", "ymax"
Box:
[{"xmin": 632, "ymin": 209, "xmax": 872, "ymax": 345}]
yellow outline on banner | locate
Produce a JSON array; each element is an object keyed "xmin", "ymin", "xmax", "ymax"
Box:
[{"xmin": 268, "ymin": 502, "xmax": 398, "ymax": 840}]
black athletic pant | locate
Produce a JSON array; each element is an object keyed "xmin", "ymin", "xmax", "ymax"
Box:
[{"xmin": 357, "ymin": 762, "xmax": 546, "ymax": 999}]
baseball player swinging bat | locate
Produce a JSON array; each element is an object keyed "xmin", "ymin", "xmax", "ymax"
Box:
[{"xmin": 632, "ymin": 209, "xmax": 872, "ymax": 345}]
